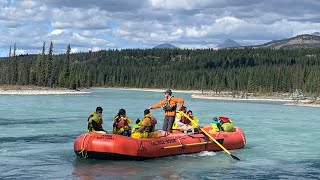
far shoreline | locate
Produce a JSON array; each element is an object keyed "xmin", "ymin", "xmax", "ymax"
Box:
[
  {"xmin": 116, "ymin": 87, "xmax": 320, "ymax": 108},
  {"xmin": 0, "ymin": 85, "xmax": 90, "ymax": 95},
  {"xmin": 1, "ymin": 86, "xmax": 319, "ymax": 108}
]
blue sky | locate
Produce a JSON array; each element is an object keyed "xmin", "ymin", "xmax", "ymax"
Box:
[{"xmin": 0, "ymin": 0, "xmax": 319, "ymax": 57}]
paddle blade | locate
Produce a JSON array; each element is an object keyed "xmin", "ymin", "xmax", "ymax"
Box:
[{"xmin": 231, "ymin": 154, "xmax": 241, "ymax": 161}]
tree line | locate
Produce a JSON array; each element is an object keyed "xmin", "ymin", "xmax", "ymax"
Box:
[{"xmin": 1, "ymin": 43, "xmax": 320, "ymax": 94}]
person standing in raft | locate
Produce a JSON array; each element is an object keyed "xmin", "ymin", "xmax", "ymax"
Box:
[
  {"xmin": 148, "ymin": 89, "xmax": 184, "ymax": 133},
  {"xmin": 87, "ymin": 106, "xmax": 107, "ymax": 133},
  {"xmin": 112, "ymin": 108, "xmax": 132, "ymax": 136},
  {"xmin": 131, "ymin": 109, "xmax": 158, "ymax": 138}
]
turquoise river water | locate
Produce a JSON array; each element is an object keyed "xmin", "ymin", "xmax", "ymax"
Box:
[{"xmin": 0, "ymin": 88, "xmax": 320, "ymax": 179}]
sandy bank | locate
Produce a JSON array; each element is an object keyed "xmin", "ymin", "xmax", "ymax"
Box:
[
  {"xmin": 191, "ymin": 94, "xmax": 294, "ymax": 102},
  {"xmin": 115, "ymin": 87, "xmax": 202, "ymax": 94},
  {"xmin": 0, "ymin": 86, "xmax": 90, "ymax": 95},
  {"xmin": 284, "ymin": 103, "xmax": 320, "ymax": 108}
]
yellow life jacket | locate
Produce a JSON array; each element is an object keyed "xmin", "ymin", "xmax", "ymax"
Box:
[
  {"xmin": 209, "ymin": 124, "xmax": 219, "ymax": 133},
  {"xmin": 88, "ymin": 112, "xmax": 102, "ymax": 124},
  {"xmin": 221, "ymin": 123, "xmax": 234, "ymax": 132},
  {"xmin": 131, "ymin": 114, "xmax": 157, "ymax": 139}
]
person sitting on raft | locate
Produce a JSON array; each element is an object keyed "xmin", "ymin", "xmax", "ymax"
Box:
[
  {"xmin": 131, "ymin": 109, "xmax": 157, "ymax": 138},
  {"xmin": 209, "ymin": 117, "xmax": 222, "ymax": 133},
  {"xmin": 87, "ymin": 106, "xmax": 107, "ymax": 133},
  {"xmin": 219, "ymin": 116, "xmax": 235, "ymax": 132},
  {"xmin": 178, "ymin": 110, "xmax": 200, "ymax": 134},
  {"xmin": 112, "ymin": 108, "xmax": 132, "ymax": 136},
  {"xmin": 132, "ymin": 118, "xmax": 141, "ymax": 133},
  {"xmin": 172, "ymin": 106, "xmax": 187, "ymax": 130}
]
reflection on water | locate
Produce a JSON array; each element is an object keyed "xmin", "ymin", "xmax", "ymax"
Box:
[{"xmin": 72, "ymin": 158, "xmax": 140, "ymax": 179}]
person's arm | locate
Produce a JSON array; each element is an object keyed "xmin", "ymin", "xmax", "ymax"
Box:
[
  {"xmin": 134, "ymin": 125, "xmax": 145, "ymax": 133},
  {"xmin": 173, "ymin": 97, "xmax": 184, "ymax": 110},
  {"xmin": 149, "ymin": 98, "xmax": 166, "ymax": 109},
  {"xmin": 127, "ymin": 118, "xmax": 133, "ymax": 124},
  {"xmin": 134, "ymin": 117, "xmax": 151, "ymax": 132}
]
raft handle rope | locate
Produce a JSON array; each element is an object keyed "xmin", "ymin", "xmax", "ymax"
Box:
[{"xmin": 79, "ymin": 133, "xmax": 89, "ymax": 158}]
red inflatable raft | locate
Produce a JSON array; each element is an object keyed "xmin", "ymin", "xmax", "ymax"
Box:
[{"xmin": 74, "ymin": 125, "xmax": 246, "ymax": 160}]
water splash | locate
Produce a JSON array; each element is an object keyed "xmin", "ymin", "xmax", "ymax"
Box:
[
  {"xmin": 198, "ymin": 151, "xmax": 217, "ymax": 156},
  {"xmin": 0, "ymin": 149, "xmax": 8, "ymax": 153}
]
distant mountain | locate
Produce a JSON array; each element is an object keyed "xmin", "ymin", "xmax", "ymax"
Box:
[
  {"xmin": 249, "ymin": 34, "xmax": 320, "ymax": 49},
  {"xmin": 153, "ymin": 43, "xmax": 176, "ymax": 49},
  {"xmin": 312, "ymin": 32, "xmax": 320, "ymax": 36},
  {"xmin": 217, "ymin": 39, "xmax": 241, "ymax": 48}
]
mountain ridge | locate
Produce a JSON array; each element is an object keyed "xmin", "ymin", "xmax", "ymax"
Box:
[
  {"xmin": 247, "ymin": 34, "xmax": 320, "ymax": 49},
  {"xmin": 153, "ymin": 43, "xmax": 176, "ymax": 49}
]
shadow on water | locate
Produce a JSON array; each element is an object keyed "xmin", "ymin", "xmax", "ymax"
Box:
[
  {"xmin": 71, "ymin": 156, "xmax": 320, "ymax": 180},
  {"xmin": 72, "ymin": 158, "xmax": 143, "ymax": 180},
  {"xmin": 71, "ymin": 151, "xmax": 220, "ymax": 180}
]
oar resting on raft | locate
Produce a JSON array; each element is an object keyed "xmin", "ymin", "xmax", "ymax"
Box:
[
  {"xmin": 181, "ymin": 112, "xmax": 241, "ymax": 161},
  {"xmin": 162, "ymin": 139, "xmax": 224, "ymax": 149}
]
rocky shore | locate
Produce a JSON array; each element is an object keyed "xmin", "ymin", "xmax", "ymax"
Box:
[{"xmin": 191, "ymin": 91, "xmax": 320, "ymax": 108}]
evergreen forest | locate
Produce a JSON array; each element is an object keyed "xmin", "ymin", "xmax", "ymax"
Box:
[{"xmin": 1, "ymin": 42, "xmax": 320, "ymax": 95}]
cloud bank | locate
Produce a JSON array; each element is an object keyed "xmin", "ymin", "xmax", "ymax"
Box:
[{"xmin": 0, "ymin": 0, "xmax": 319, "ymax": 56}]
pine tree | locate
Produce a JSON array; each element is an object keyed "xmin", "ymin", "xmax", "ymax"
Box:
[{"xmin": 46, "ymin": 42, "xmax": 53, "ymax": 87}]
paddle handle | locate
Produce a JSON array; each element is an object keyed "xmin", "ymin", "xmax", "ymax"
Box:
[{"xmin": 181, "ymin": 112, "xmax": 240, "ymax": 161}]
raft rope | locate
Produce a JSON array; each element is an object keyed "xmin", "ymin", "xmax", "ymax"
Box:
[
  {"xmin": 79, "ymin": 133, "xmax": 89, "ymax": 158},
  {"xmin": 177, "ymin": 137, "xmax": 186, "ymax": 150}
]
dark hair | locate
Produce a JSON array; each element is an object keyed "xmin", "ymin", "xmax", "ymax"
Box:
[
  {"xmin": 144, "ymin": 109, "xmax": 150, "ymax": 115},
  {"xmin": 165, "ymin": 89, "xmax": 172, "ymax": 95},
  {"xmin": 136, "ymin": 118, "xmax": 141, "ymax": 124},
  {"xmin": 181, "ymin": 106, "xmax": 187, "ymax": 111},
  {"xmin": 96, "ymin": 106, "xmax": 103, "ymax": 112},
  {"xmin": 118, "ymin": 108, "xmax": 126, "ymax": 116},
  {"xmin": 187, "ymin": 110, "xmax": 193, "ymax": 114}
]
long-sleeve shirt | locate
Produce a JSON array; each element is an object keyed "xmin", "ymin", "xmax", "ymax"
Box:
[{"xmin": 150, "ymin": 96, "xmax": 184, "ymax": 116}]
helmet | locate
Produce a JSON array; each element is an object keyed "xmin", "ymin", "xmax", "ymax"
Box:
[{"xmin": 164, "ymin": 89, "xmax": 172, "ymax": 95}]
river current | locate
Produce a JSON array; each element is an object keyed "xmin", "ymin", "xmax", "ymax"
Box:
[{"xmin": 0, "ymin": 88, "xmax": 319, "ymax": 179}]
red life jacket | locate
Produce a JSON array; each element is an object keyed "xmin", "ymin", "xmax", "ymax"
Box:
[
  {"xmin": 150, "ymin": 117, "xmax": 157, "ymax": 125},
  {"xmin": 145, "ymin": 116, "xmax": 157, "ymax": 132},
  {"xmin": 98, "ymin": 119, "xmax": 103, "ymax": 128},
  {"xmin": 219, "ymin": 116, "xmax": 231, "ymax": 123},
  {"xmin": 117, "ymin": 118, "xmax": 129, "ymax": 128}
]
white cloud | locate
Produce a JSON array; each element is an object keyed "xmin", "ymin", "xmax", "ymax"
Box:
[
  {"xmin": 112, "ymin": 29, "xmax": 131, "ymax": 36},
  {"xmin": 50, "ymin": 29, "xmax": 64, "ymax": 35},
  {"xmin": 185, "ymin": 26, "xmax": 208, "ymax": 38},
  {"xmin": 0, "ymin": 1, "xmax": 48, "ymax": 27},
  {"xmin": 0, "ymin": 0, "xmax": 320, "ymax": 57},
  {"xmin": 149, "ymin": 0, "xmax": 225, "ymax": 10},
  {"xmin": 51, "ymin": 7, "xmax": 110, "ymax": 29}
]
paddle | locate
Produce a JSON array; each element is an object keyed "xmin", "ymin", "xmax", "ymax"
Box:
[
  {"xmin": 181, "ymin": 112, "xmax": 240, "ymax": 161},
  {"xmin": 162, "ymin": 139, "xmax": 224, "ymax": 149}
]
